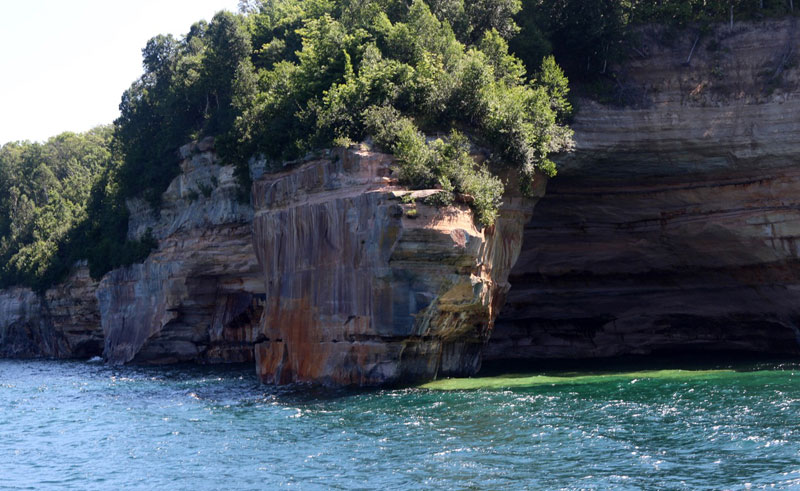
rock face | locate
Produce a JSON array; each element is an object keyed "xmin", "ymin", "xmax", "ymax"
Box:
[
  {"xmin": 251, "ymin": 148, "xmax": 542, "ymax": 385},
  {"xmin": 0, "ymin": 265, "xmax": 101, "ymax": 359},
  {"xmin": 0, "ymin": 140, "xmax": 538, "ymax": 385},
  {"xmin": 487, "ymin": 19, "xmax": 800, "ymax": 362},
  {"xmin": 98, "ymin": 141, "xmax": 263, "ymax": 365},
  {"xmin": 5, "ymin": 21, "xmax": 800, "ymax": 381}
]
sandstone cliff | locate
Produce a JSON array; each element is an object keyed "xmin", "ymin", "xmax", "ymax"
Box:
[
  {"xmin": 98, "ymin": 138, "xmax": 263, "ymax": 365},
  {"xmin": 488, "ymin": 19, "xmax": 800, "ymax": 362},
  {"xmin": 0, "ymin": 137, "xmax": 539, "ymax": 386},
  {"xmin": 0, "ymin": 265, "xmax": 101, "ymax": 359},
  {"xmin": 251, "ymin": 148, "xmax": 542, "ymax": 385}
]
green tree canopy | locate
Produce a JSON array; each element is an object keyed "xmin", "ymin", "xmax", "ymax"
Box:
[
  {"xmin": 1, "ymin": 0, "xmax": 578, "ymax": 290},
  {"xmin": 514, "ymin": 0, "xmax": 798, "ymax": 80}
]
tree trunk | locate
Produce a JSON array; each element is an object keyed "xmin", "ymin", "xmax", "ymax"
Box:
[{"xmin": 730, "ymin": 5, "xmax": 734, "ymax": 29}]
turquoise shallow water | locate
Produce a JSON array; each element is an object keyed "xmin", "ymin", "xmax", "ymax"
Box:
[{"xmin": 1, "ymin": 359, "xmax": 799, "ymax": 490}]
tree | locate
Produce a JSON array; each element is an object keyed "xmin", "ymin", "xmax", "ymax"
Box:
[{"xmin": 203, "ymin": 11, "xmax": 255, "ymax": 134}]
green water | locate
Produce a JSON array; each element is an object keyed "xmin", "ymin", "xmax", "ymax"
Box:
[
  {"xmin": 1, "ymin": 359, "xmax": 799, "ymax": 489},
  {"xmin": 422, "ymin": 368, "xmax": 740, "ymax": 390}
]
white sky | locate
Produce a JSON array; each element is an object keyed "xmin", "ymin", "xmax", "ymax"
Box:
[{"xmin": 0, "ymin": 0, "xmax": 241, "ymax": 144}]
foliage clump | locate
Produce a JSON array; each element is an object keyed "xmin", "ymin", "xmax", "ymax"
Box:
[
  {"xmin": 513, "ymin": 0, "xmax": 799, "ymax": 81},
  {"xmin": 366, "ymin": 107, "xmax": 502, "ymax": 226},
  {"xmin": 0, "ymin": 128, "xmax": 155, "ymax": 290},
  {"xmin": 117, "ymin": 0, "xmax": 573, "ymax": 223}
]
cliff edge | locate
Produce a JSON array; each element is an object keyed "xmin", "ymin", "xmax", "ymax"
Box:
[
  {"xmin": 488, "ymin": 19, "xmax": 800, "ymax": 361},
  {"xmin": 251, "ymin": 148, "xmax": 541, "ymax": 385}
]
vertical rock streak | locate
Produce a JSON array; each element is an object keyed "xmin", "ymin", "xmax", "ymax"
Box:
[
  {"xmin": 98, "ymin": 141, "xmax": 264, "ymax": 365},
  {"xmin": 252, "ymin": 149, "xmax": 539, "ymax": 385}
]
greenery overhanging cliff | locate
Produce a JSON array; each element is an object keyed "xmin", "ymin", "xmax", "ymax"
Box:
[
  {"xmin": 1, "ymin": 1, "xmax": 800, "ymax": 385},
  {"xmin": 3, "ymin": 0, "xmax": 797, "ymax": 291},
  {"xmin": 1, "ymin": 0, "xmax": 579, "ymax": 291}
]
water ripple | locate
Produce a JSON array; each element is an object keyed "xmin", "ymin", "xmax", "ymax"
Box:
[{"xmin": 1, "ymin": 360, "xmax": 799, "ymax": 489}]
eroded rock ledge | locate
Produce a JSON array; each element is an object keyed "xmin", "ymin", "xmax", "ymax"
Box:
[
  {"xmin": 251, "ymin": 148, "xmax": 541, "ymax": 385},
  {"xmin": 99, "ymin": 139, "xmax": 263, "ymax": 365},
  {"xmin": 488, "ymin": 19, "xmax": 800, "ymax": 362}
]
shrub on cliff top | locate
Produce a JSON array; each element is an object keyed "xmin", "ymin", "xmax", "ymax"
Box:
[
  {"xmin": 366, "ymin": 106, "xmax": 503, "ymax": 226},
  {"xmin": 221, "ymin": 0, "xmax": 572, "ymax": 224},
  {"xmin": 114, "ymin": 0, "xmax": 573, "ymax": 225}
]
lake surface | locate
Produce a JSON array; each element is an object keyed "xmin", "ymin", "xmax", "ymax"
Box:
[{"xmin": 1, "ymin": 359, "xmax": 799, "ymax": 490}]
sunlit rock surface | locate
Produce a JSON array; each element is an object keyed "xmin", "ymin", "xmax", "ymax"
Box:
[
  {"xmin": 99, "ymin": 139, "xmax": 263, "ymax": 365},
  {"xmin": 251, "ymin": 148, "xmax": 542, "ymax": 385},
  {"xmin": 488, "ymin": 19, "xmax": 800, "ymax": 361}
]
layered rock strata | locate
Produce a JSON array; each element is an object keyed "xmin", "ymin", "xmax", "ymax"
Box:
[
  {"xmin": 0, "ymin": 138, "xmax": 538, "ymax": 385},
  {"xmin": 487, "ymin": 19, "xmax": 800, "ymax": 361},
  {"xmin": 0, "ymin": 265, "xmax": 101, "ymax": 359},
  {"xmin": 98, "ymin": 139, "xmax": 264, "ymax": 365},
  {"xmin": 251, "ymin": 148, "xmax": 542, "ymax": 385}
]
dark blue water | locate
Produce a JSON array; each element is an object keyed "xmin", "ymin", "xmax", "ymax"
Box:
[{"xmin": 1, "ymin": 359, "xmax": 799, "ymax": 489}]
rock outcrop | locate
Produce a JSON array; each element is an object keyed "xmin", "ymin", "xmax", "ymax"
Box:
[
  {"xmin": 0, "ymin": 265, "xmax": 101, "ymax": 359},
  {"xmin": 98, "ymin": 139, "xmax": 263, "ymax": 365},
  {"xmin": 5, "ymin": 21, "xmax": 799, "ymax": 382},
  {"xmin": 251, "ymin": 148, "xmax": 543, "ymax": 385},
  {"xmin": 487, "ymin": 19, "xmax": 800, "ymax": 362},
  {"xmin": 0, "ymin": 138, "xmax": 539, "ymax": 385}
]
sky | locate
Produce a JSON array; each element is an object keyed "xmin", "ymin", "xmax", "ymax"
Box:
[{"xmin": 0, "ymin": 0, "xmax": 241, "ymax": 144}]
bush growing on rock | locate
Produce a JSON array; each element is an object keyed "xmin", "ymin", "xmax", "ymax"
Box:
[
  {"xmin": 0, "ymin": 0, "xmax": 576, "ymax": 290},
  {"xmin": 115, "ymin": 0, "xmax": 573, "ymax": 225},
  {"xmin": 366, "ymin": 107, "xmax": 502, "ymax": 225}
]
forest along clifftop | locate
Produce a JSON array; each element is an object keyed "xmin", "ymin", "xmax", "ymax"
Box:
[{"xmin": 488, "ymin": 18, "xmax": 800, "ymax": 363}]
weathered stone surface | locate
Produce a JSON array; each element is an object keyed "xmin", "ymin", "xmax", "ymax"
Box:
[
  {"xmin": 1, "ymin": 141, "xmax": 541, "ymax": 385},
  {"xmin": 251, "ymin": 147, "xmax": 542, "ymax": 385},
  {"xmin": 488, "ymin": 19, "xmax": 800, "ymax": 362},
  {"xmin": 99, "ymin": 147, "xmax": 263, "ymax": 365},
  {"xmin": 45, "ymin": 265, "xmax": 103, "ymax": 358},
  {"xmin": 0, "ymin": 265, "xmax": 101, "ymax": 359},
  {"xmin": 7, "ymin": 22, "xmax": 799, "ymax": 381}
]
